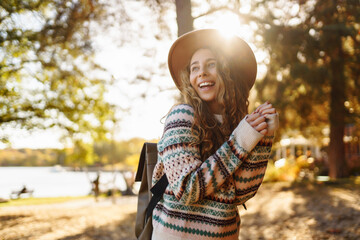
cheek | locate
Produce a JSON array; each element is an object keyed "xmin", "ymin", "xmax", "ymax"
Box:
[
  {"xmin": 189, "ymin": 75, "xmax": 197, "ymax": 89},
  {"xmin": 211, "ymin": 69, "xmax": 219, "ymax": 79}
]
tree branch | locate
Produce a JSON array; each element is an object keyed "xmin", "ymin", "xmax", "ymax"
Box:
[
  {"xmin": 193, "ymin": 5, "xmax": 276, "ymax": 27},
  {"xmin": 193, "ymin": 6, "xmax": 228, "ymax": 19}
]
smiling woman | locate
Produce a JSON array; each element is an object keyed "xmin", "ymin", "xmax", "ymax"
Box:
[{"xmin": 149, "ymin": 29, "xmax": 279, "ymax": 240}]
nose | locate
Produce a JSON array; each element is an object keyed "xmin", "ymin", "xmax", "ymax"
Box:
[{"xmin": 198, "ymin": 67, "xmax": 208, "ymax": 78}]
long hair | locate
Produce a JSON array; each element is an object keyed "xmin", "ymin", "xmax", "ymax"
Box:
[{"xmin": 179, "ymin": 47, "xmax": 250, "ymax": 160}]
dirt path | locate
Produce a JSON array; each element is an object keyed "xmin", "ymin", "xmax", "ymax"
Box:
[
  {"xmin": 239, "ymin": 182, "xmax": 360, "ymax": 240},
  {"xmin": 0, "ymin": 196, "xmax": 138, "ymax": 240},
  {"xmin": 0, "ymin": 182, "xmax": 359, "ymax": 240}
]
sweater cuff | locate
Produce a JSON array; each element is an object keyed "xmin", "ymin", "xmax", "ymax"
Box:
[{"xmin": 233, "ymin": 117, "xmax": 264, "ymax": 152}]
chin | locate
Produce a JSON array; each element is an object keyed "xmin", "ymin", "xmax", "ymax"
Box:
[{"xmin": 202, "ymin": 97, "xmax": 216, "ymax": 103}]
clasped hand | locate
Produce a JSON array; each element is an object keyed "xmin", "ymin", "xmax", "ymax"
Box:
[{"xmin": 246, "ymin": 102, "xmax": 277, "ymax": 135}]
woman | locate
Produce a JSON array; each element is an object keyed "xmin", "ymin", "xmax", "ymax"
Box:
[{"xmin": 152, "ymin": 29, "xmax": 279, "ymax": 240}]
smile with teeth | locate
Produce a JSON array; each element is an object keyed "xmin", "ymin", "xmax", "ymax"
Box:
[{"xmin": 199, "ymin": 82, "xmax": 215, "ymax": 88}]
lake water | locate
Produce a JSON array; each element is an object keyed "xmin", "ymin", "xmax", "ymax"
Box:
[{"xmin": 0, "ymin": 167, "xmax": 128, "ymax": 199}]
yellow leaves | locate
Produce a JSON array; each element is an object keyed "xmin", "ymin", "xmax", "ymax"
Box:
[
  {"xmin": 298, "ymin": 84, "xmax": 306, "ymax": 95},
  {"xmin": 342, "ymin": 36, "xmax": 355, "ymax": 56},
  {"xmin": 124, "ymin": 153, "xmax": 140, "ymax": 170}
]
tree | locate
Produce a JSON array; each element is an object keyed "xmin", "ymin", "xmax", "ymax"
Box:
[
  {"xmin": 175, "ymin": 0, "xmax": 194, "ymax": 36},
  {"xmin": 0, "ymin": 0, "xmax": 116, "ymax": 146},
  {"xmin": 254, "ymin": 0, "xmax": 360, "ymax": 178}
]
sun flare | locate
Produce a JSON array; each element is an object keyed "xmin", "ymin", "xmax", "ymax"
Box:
[{"xmin": 212, "ymin": 13, "xmax": 241, "ymax": 39}]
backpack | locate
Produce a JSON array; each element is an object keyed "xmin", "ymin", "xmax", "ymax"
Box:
[{"xmin": 134, "ymin": 142, "xmax": 168, "ymax": 240}]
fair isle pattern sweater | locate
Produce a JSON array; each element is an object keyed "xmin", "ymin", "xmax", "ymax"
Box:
[{"xmin": 152, "ymin": 104, "xmax": 274, "ymax": 240}]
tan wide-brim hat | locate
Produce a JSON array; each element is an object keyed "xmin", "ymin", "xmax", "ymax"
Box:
[{"xmin": 168, "ymin": 29, "xmax": 257, "ymax": 90}]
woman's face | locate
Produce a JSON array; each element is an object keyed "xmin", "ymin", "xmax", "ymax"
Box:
[{"xmin": 189, "ymin": 48, "xmax": 221, "ymax": 114}]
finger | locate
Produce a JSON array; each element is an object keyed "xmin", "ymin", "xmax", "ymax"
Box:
[
  {"xmin": 246, "ymin": 112, "xmax": 261, "ymax": 122},
  {"xmin": 259, "ymin": 129, "xmax": 268, "ymax": 135},
  {"xmin": 250, "ymin": 116, "xmax": 266, "ymax": 128},
  {"xmin": 255, "ymin": 102, "xmax": 271, "ymax": 113},
  {"xmin": 254, "ymin": 122, "xmax": 267, "ymax": 132},
  {"xmin": 258, "ymin": 104, "xmax": 273, "ymax": 114},
  {"xmin": 254, "ymin": 102, "xmax": 266, "ymax": 112},
  {"xmin": 261, "ymin": 108, "xmax": 276, "ymax": 115}
]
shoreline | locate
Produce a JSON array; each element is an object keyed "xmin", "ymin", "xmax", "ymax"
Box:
[{"xmin": 0, "ymin": 195, "xmax": 93, "ymax": 207}]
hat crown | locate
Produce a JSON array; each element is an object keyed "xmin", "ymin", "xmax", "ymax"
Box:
[{"xmin": 168, "ymin": 29, "xmax": 257, "ymax": 91}]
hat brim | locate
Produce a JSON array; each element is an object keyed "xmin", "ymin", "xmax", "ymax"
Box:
[{"xmin": 168, "ymin": 29, "xmax": 257, "ymax": 90}]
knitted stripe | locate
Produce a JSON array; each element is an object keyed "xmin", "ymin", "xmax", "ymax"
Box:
[
  {"xmin": 213, "ymin": 153, "xmax": 231, "ymax": 178},
  {"xmin": 240, "ymin": 160, "xmax": 268, "ymax": 170},
  {"xmin": 235, "ymin": 183, "xmax": 262, "ymax": 196},
  {"xmin": 156, "ymin": 203, "xmax": 237, "ymax": 226},
  {"xmin": 164, "ymin": 119, "xmax": 193, "ymax": 132},
  {"xmin": 227, "ymin": 138, "xmax": 249, "ymax": 160},
  {"xmin": 167, "ymin": 105, "xmax": 194, "ymax": 118},
  {"xmin": 234, "ymin": 173, "xmax": 265, "ymax": 183},
  {"xmin": 153, "ymin": 215, "xmax": 239, "ymax": 238},
  {"xmin": 248, "ymin": 153, "xmax": 272, "ymax": 162},
  {"xmin": 234, "ymin": 193, "xmax": 256, "ymax": 205},
  {"xmin": 205, "ymin": 195, "xmax": 235, "ymax": 204},
  {"xmin": 197, "ymin": 167, "xmax": 206, "ymax": 199},
  {"xmin": 163, "ymin": 194, "xmax": 237, "ymax": 217}
]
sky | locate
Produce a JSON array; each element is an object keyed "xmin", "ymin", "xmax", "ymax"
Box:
[{"xmin": 2, "ymin": 0, "xmax": 284, "ymax": 149}]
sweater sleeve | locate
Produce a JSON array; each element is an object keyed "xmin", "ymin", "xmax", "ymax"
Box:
[
  {"xmin": 232, "ymin": 135, "xmax": 273, "ymax": 205},
  {"xmin": 232, "ymin": 113, "xmax": 278, "ymax": 205},
  {"xmin": 155, "ymin": 104, "xmax": 264, "ymax": 205}
]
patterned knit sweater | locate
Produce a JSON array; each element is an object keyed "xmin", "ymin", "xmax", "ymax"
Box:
[{"xmin": 152, "ymin": 104, "xmax": 275, "ymax": 240}]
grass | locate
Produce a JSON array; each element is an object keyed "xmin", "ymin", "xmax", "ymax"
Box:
[{"xmin": 0, "ymin": 196, "xmax": 91, "ymax": 207}]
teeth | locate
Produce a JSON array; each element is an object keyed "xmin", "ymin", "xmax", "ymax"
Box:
[{"xmin": 199, "ymin": 82, "xmax": 214, "ymax": 88}]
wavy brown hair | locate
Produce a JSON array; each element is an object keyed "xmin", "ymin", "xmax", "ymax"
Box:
[{"xmin": 178, "ymin": 47, "xmax": 250, "ymax": 160}]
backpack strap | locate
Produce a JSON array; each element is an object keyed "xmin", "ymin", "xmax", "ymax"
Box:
[
  {"xmin": 135, "ymin": 143, "xmax": 147, "ymax": 182},
  {"xmin": 135, "ymin": 143, "xmax": 159, "ymax": 239},
  {"xmin": 145, "ymin": 174, "xmax": 168, "ymax": 221}
]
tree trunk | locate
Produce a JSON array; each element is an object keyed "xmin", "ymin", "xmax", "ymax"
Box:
[
  {"xmin": 328, "ymin": 41, "xmax": 348, "ymax": 179},
  {"xmin": 175, "ymin": 0, "xmax": 194, "ymax": 37}
]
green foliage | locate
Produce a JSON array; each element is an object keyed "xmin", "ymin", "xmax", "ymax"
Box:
[
  {"xmin": 254, "ymin": 0, "xmax": 360, "ymax": 139},
  {"xmin": 65, "ymin": 140, "xmax": 98, "ymax": 167},
  {"xmin": 0, "ymin": 0, "xmax": 116, "ymax": 145},
  {"xmin": 93, "ymin": 138, "xmax": 153, "ymax": 169}
]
